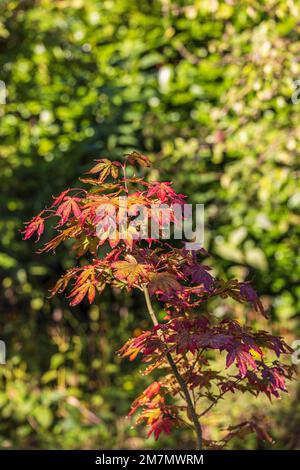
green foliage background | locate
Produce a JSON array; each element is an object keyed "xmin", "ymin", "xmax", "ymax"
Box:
[{"xmin": 0, "ymin": 0, "xmax": 299, "ymax": 449}]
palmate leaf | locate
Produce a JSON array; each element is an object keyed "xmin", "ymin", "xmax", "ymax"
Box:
[
  {"xmin": 66, "ymin": 266, "xmax": 100, "ymax": 306},
  {"xmin": 118, "ymin": 331, "xmax": 152, "ymax": 361},
  {"xmin": 38, "ymin": 225, "xmax": 82, "ymax": 253},
  {"xmin": 186, "ymin": 263, "xmax": 215, "ymax": 292},
  {"xmin": 147, "ymin": 182, "xmax": 180, "ymax": 203},
  {"xmin": 226, "ymin": 346, "xmax": 257, "ymax": 378},
  {"xmin": 87, "ymin": 159, "xmax": 121, "ymax": 182},
  {"xmin": 22, "ymin": 215, "xmax": 45, "ymax": 241},
  {"xmin": 126, "ymin": 151, "xmax": 151, "ymax": 168},
  {"xmin": 72, "ymin": 235, "xmax": 99, "ymax": 256},
  {"xmin": 50, "ymin": 189, "xmax": 71, "ymax": 208},
  {"xmin": 56, "ymin": 196, "xmax": 82, "ymax": 225},
  {"xmin": 68, "ymin": 283, "xmax": 96, "ymax": 306},
  {"xmin": 112, "ymin": 254, "xmax": 149, "ymax": 286},
  {"xmin": 147, "ymin": 415, "xmax": 173, "ymax": 440},
  {"xmin": 49, "ymin": 268, "xmax": 79, "ymax": 297},
  {"xmin": 148, "ymin": 272, "xmax": 182, "ymax": 295}
]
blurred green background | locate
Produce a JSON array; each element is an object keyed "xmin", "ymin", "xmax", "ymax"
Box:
[{"xmin": 0, "ymin": 0, "xmax": 299, "ymax": 449}]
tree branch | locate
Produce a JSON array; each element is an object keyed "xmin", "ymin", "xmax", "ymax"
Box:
[{"xmin": 142, "ymin": 286, "xmax": 203, "ymax": 450}]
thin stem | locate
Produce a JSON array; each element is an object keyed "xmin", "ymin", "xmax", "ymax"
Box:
[
  {"xmin": 142, "ymin": 286, "xmax": 203, "ymax": 450},
  {"xmin": 198, "ymin": 378, "xmax": 243, "ymax": 418},
  {"xmin": 122, "ymin": 162, "xmax": 128, "ymax": 193},
  {"xmin": 143, "ymin": 285, "xmax": 159, "ymax": 326}
]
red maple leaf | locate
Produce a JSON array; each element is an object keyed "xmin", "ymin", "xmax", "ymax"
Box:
[
  {"xmin": 147, "ymin": 415, "xmax": 173, "ymax": 440},
  {"xmin": 56, "ymin": 196, "xmax": 82, "ymax": 225},
  {"xmin": 226, "ymin": 345, "xmax": 257, "ymax": 377},
  {"xmin": 147, "ymin": 182, "xmax": 184, "ymax": 203},
  {"xmin": 22, "ymin": 215, "xmax": 45, "ymax": 241}
]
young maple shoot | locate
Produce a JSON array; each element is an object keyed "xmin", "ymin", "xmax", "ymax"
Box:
[{"xmin": 23, "ymin": 152, "xmax": 295, "ymax": 449}]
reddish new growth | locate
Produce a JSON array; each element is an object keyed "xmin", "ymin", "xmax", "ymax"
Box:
[{"xmin": 23, "ymin": 151, "xmax": 295, "ymax": 449}]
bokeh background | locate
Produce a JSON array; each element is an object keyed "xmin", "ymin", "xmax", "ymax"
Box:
[{"xmin": 0, "ymin": 0, "xmax": 300, "ymax": 449}]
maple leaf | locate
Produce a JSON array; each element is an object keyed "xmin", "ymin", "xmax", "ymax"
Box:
[
  {"xmin": 22, "ymin": 215, "xmax": 45, "ymax": 241},
  {"xmin": 68, "ymin": 283, "xmax": 90, "ymax": 306},
  {"xmin": 198, "ymin": 332, "xmax": 233, "ymax": 349},
  {"xmin": 246, "ymin": 362, "xmax": 295, "ymax": 399},
  {"xmin": 239, "ymin": 282, "xmax": 267, "ymax": 318},
  {"xmin": 127, "ymin": 151, "xmax": 151, "ymax": 167},
  {"xmin": 226, "ymin": 345, "xmax": 257, "ymax": 377},
  {"xmin": 56, "ymin": 196, "xmax": 82, "ymax": 225},
  {"xmin": 128, "ymin": 381, "xmax": 162, "ymax": 416},
  {"xmin": 87, "ymin": 159, "xmax": 121, "ymax": 182},
  {"xmin": 72, "ymin": 235, "xmax": 99, "ymax": 257},
  {"xmin": 165, "ymin": 319, "xmax": 201, "ymax": 354},
  {"xmin": 149, "ymin": 203, "xmax": 175, "ymax": 235},
  {"xmin": 51, "ymin": 189, "xmax": 71, "ymax": 208},
  {"xmin": 96, "ymin": 217, "xmax": 119, "ymax": 248},
  {"xmin": 67, "ymin": 266, "xmax": 98, "ymax": 306},
  {"xmin": 112, "ymin": 254, "xmax": 149, "ymax": 286},
  {"xmin": 39, "ymin": 225, "xmax": 82, "ymax": 252},
  {"xmin": 185, "ymin": 263, "xmax": 215, "ymax": 292},
  {"xmin": 49, "ymin": 268, "xmax": 78, "ymax": 297},
  {"xmin": 189, "ymin": 370, "xmax": 223, "ymax": 390},
  {"xmin": 144, "ymin": 381, "xmax": 161, "ymax": 399},
  {"xmin": 119, "ymin": 341, "xmax": 143, "ymax": 362},
  {"xmin": 148, "ymin": 272, "xmax": 182, "ymax": 296},
  {"xmin": 118, "ymin": 328, "xmax": 163, "ymax": 361},
  {"xmin": 129, "ymin": 387, "xmax": 176, "ymax": 441},
  {"xmin": 147, "ymin": 182, "xmax": 179, "ymax": 203},
  {"xmin": 261, "ymin": 365, "xmax": 287, "ymax": 395},
  {"xmin": 147, "ymin": 415, "xmax": 173, "ymax": 440},
  {"xmin": 165, "ymin": 319, "xmax": 230, "ymax": 355}
]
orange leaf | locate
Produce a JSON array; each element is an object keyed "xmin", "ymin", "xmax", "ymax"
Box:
[
  {"xmin": 112, "ymin": 255, "xmax": 149, "ymax": 286},
  {"xmin": 87, "ymin": 159, "xmax": 121, "ymax": 182}
]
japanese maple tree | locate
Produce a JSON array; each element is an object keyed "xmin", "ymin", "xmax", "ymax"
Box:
[{"xmin": 23, "ymin": 152, "xmax": 295, "ymax": 449}]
